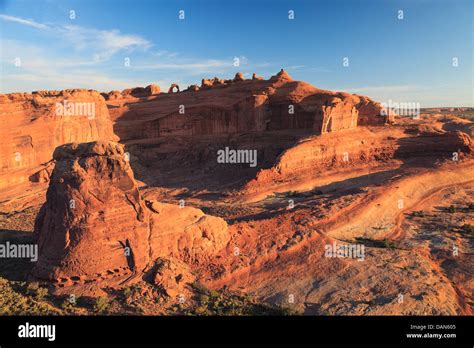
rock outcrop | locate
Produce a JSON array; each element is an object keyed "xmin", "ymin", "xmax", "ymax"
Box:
[
  {"xmin": 0, "ymin": 89, "xmax": 117, "ymax": 190},
  {"xmin": 120, "ymin": 84, "xmax": 161, "ymax": 98},
  {"xmin": 32, "ymin": 141, "xmax": 150, "ymax": 281},
  {"xmin": 32, "ymin": 141, "xmax": 229, "ymax": 286},
  {"xmin": 168, "ymin": 84, "xmax": 180, "ymax": 93},
  {"xmin": 107, "ymin": 69, "xmax": 391, "ymax": 143},
  {"xmin": 233, "ymin": 72, "xmax": 245, "ymax": 82},
  {"xmin": 146, "ymin": 200, "xmax": 229, "ymax": 263}
]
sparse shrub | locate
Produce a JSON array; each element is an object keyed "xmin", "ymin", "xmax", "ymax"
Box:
[
  {"xmin": 25, "ymin": 282, "xmax": 39, "ymax": 296},
  {"xmin": 93, "ymin": 296, "xmax": 109, "ymax": 313},
  {"xmin": 188, "ymin": 282, "xmax": 302, "ymax": 316},
  {"xmin": 26, "ymin": 282, "xmax": 48, "ymax": 301},
  {"xmin": 198, "ymin": 294, "xmax": 210, "ymax": 305},
  {"xmin": 448, "ymin": 205, "xmax": 456, "ymax": 213},
  {"xmin": 467, "ymin": 203, "xmax": 474, "ymax": 211},
  {"xmin": 123, "ymin": 287, "xmax": 133, "ymax": 299},
  {"xmin": 412, "ymin": 211, "xmax": 424, "ymax": 217},
  {"xmin": 35, "ymin": 287, "xmax": 48, "ymax": 301},
  {"xmin": 0, "ymin": 279, "xmax": 60, "ymax": 315},
  {"xmin": 287, "ymin": 190, "xmax": 299, "ymax": 197}
]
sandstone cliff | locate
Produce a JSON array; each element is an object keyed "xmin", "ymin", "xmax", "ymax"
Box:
[
  {"xmin": 107, "ymin": 70, "xmax": 391, "ymax": 143},
  {"xmin": 0, "ymin": 89, "xmax": 117, "ymax": 189}
]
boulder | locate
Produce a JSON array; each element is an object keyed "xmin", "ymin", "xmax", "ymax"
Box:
[{"xmin": 145, "ymin": 84, "xmax": 161, "ymax": 95}]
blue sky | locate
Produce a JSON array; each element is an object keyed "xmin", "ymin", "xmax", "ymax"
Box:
[{"xmin": 0, "ymin": 0, "xmax": 472, "ymax": 106}]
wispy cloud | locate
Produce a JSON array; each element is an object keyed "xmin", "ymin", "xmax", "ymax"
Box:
[
  {"xmin": 0, "ymin": 14, "xmax": 152, "ymax": 62},
  {"xmin": 59, "ymin": 25, "xmax": 152, "ymax": 61},
  {"xmin": 131, "ymin": 56, "xmax": 263, "ymax": 76},
  {"xmin": 286, "ymin": 65, "xmax": 306, "ymax": 70},
  {"xmin": 0, "ymin": 14, "xmax": 269, "ymax": 92},
  {"xmin": 0, "ymin": 14, "xmax": 48, "ymax": 30}
]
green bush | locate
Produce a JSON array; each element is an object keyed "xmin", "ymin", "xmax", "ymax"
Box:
[
  {"xmin": 448, "ymin": 205, "xmax": 456, "ymax": 213},
  {"xmin": 187, "ymin": 283, "xmax": 302, "ymax": 316},
  {"xmin": 93, "ymin": 296, "xmax": 109, "ymax": 313},
  {"xmin": 123, "ymin": 287, "xmax": 133, "ymax": 299},
  {"xmin": 35, "ymin": 287, "xmax": 49, "ymax": 301},
  {"xmin": 26, "ymin": 282, "xmax": 48, "ymax": 301}
]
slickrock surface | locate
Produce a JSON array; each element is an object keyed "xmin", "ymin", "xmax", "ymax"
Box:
[
  {"xmin": 146, "ymin": 200, "xmax": 229, "ymax": 264},
  {"xmin": 242, "ymin": 128, "xmax": 473, "ymax": 200}
]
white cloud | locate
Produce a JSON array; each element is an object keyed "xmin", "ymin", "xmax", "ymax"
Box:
[
  {"xmin": 0, "ymin": 14, "xmax": 48, "ymax": 30},
  {"xmin": 59, "ymin": 25, "xmax": 152, "ymax": 60},
  {"xmin": 0, "ymin": 14, "xmax": 151, "ymax": 62},
  {"xmin": 0, "ymin": 14, "xmax": 268, "ymax": 93}
]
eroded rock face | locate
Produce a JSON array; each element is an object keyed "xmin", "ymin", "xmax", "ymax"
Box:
[
  {"xmin": 146, "ymin": 201, "xmax": 229, "ymax": 264},
  {"xmin": 121, "ymin": 84, "xmax": 161, "ymax": 98},
  {"xmin": 0, "ymin": 89, "xmax": 117, "ymax": 189},
  {"xmin": 32, "ymin": 141, "xmax": 150, "ymax": 281},
  {"xmin": 32, "ymin": 141, "xmax": 230, "ymax": 285},
  {"xmin": 153, "ymin": 257, "xmax": 195, "ymax": 298},
  {"xmin": 107, "ymin": 69, "xmax": 390, "ymax": 143}
]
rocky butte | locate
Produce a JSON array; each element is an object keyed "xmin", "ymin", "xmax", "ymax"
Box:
[
  {"xmin": 32, "ymin": 141, "xmax": 229, "ymax": 296},
  {"xmin": 104, "ymin": 69, "xmax": 393, "ymax": 142}
]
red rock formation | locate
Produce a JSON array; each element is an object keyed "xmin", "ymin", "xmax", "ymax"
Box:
[
  {"xmin": 32, "ymin": 141, "xmax": 229, "ymax": 285},
  {"xmin": 0, "ymin": 89, "xmax": 117, "ymax": 190},
  {"xmin": 107, "ymin": 70, "xmax": 390, "ymax": 143},
  {"xmin": 168, "ymin": 84, "xmax": 180, "ymax": 93},
  {"xmin": 270, "ymin": 68, "xmax": 293, "ymax": 82},
  {"xmin": 242, "ymin": 127, "xmax": 473, "ymax": 197},
  {"xmin": 146, "ymin": 200, "xmax": 229, "ymax": 263},
  {"xmin": 145, "ymin": 84, "xmax": 161, "ymax": 95},
  {"xmin": 233, "ymin": 72, "xmax": 245, "ymax": 82},
  {"xmin": 32, "ymin": 141, "xmax": 150, "ymax": 281},
  {"xmin": 121, "ymin": 84, "xmax": 161, "ymax": 98},
  {"xmin": 185, "ymin": 84, "xmax": 200, "ymax": 92}
]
